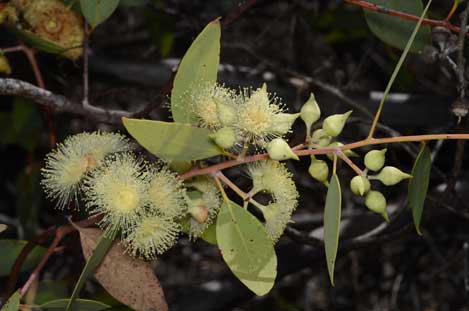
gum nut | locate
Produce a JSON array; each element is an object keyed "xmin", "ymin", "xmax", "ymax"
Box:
[
  {"xmin": 350, "ymin": 175, "xmax": 371, "ymax": 196},
  {"xmin": 365, "ymin": 191, "xmax": 387, "ymax": 215},
  {"xmin": 189, "ymin": 201, "xmax": 209, "ymax": 224},
  {"xmin": 270, "ymin": 113, "xmax": 301, "ymax": 135},
  {"xmin": 364, "ymin": 148, "xmax": 387, "ymax": 171},
  {"xmin": 209, "ymin": 127, "xmax": 237, "ymax": 149},
  {"xmin": 322, "ymin": 110, "xmax": 352, "ymax": 137},
  {"xmin": 266, "ymin": 138, "xmax": 299, "ymax": 161},
  {"xmin": 300, "ymin": 93, "xmax": 321, "ymax": 127},
  {"xmin": 308, "ymin": 159, "xmax": 329, "ymax": 182},
  {"xmin": 311, "ymin": 129, "xmax": 331, "ymax": 147},
  {"xmin": 375, "ymin": 166, "xmax": 412, "ymax": 186}
]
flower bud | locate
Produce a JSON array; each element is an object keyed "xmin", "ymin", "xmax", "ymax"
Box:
[
  {"xmin": 311, "ymin": 129, "xmax": 331, "ymax": 147},
  {"xmin": 326, "ymin": 142, "xmax": 359, "ymax": 160},
  {"xmin": 266, "ymin": 138, "xmax": 299, "ymax": 161},
  {"xmin": 350, "ymin": 175, "xmax": 370, "ymax": 196},
  {"xmin": 300, "ymin": 93, "xmax": 321, "ymax": 134},
  {"xmin": 373, "ymin": 166, "xmax": 412, "ymax": 186},
  {"xmin": 364, "ymin": 148, "xmax": 387, "ymax": 172},
  {"xmin": 0, "ymin": 54, "xmax": 11, "ymax": 74},
  {"xmin": 308, "ymin": 155, "xmax": 329, "ymax": 183},
  {"xmin": 216, "ymin": 100, "xmax": 237, "ymax": 126},
  {"xmin": 322, "ymin": 110, "xmax": 352, "ymax": 137},
  {"xmin": 189, "ymin": 200, "xmax": 209, "ymax": 224},
  {"xmin": 270, "ymin": 113, "xmax": 300, "ymax": 135},
  {"xmin": 209, "ymin": 127, "xmax": 237, "ymax": 149},
  {"xmin": 365, "ymin": 191, "xmax": 389, "ymax": 221}
]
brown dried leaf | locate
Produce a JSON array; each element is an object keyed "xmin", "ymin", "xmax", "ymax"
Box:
[{"xmin": 78, "ymin": 228, "xmax": 168, "ymax": 311}]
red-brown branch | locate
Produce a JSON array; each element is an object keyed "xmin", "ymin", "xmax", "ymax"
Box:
[{"xmin": 344, "ymin": 0, "xmax": 469, "ymax": 37}]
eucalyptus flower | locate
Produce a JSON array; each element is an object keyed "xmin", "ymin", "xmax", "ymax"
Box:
[
  {"xmin": 124, "ymin": 214, "xmax": 180, "ymax": 260},
  {"xmin": 41, "ymin": 131, "xmax": 131, "ymax": 209},
  {"xmin": 83, "ymin": 152, "xmax": 150, "ymax": 232}
]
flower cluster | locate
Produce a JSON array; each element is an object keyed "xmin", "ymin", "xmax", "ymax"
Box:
[
  {"xmin": 41, "ymin": 132, "xmax": 189, "ymax": 260},
  {"xmin": 188, "ymin": 82, "xmax": 298, "ymax": 147},
  {"xmin": 247, "ymin": 160, "xmax": 298, "ymax": 241}
]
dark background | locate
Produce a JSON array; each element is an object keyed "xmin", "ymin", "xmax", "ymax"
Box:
[{"xmin": 1, "ymin": 1, "xmax": 469, "ymax": 310}]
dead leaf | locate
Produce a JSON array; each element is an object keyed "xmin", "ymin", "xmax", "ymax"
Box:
[
  {"xmin": 0, "ymin": 224, "xmax": 7, "ymax": 233},
  {"xmin": 78, "ymin": 228, "xmax": 168, "ymax": 311}
]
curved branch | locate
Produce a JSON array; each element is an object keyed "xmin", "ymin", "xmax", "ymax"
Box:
[{"xmin": 0, "ymin": 78, "xmax": 133, "ymax": 124}]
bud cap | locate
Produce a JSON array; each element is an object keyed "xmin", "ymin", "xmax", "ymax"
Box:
[
  {"xmin": 300, "ymin": 93, "xmax": 321, "ymax": 132},
  {"xmin": 365, "ymin": 190, "xmax": 388, "ymax": 221},
  {"xmin": 364, "ymin": 148, "xmax": 387, "ymax": 171},
  {"xmin": 374, "ymin": 166, "xmax": 412, "ymax": 186},
  {"xmin": 266, "ymin": 138, "xmax": 299, "ymax": 161},
  {"xmin": 308, "ymin": 156, "xmax": 329, "ymax": 183},
  {"xmin": 322, "ymin": 110, "xmax": 352, "ymax": 137},
  {"xmin": 269, "ymin": 113, "xmax": 300, "ymax": 135},
  {"xmin": 350, "ymin": 175, "xmax": 371, "ymax": 196}
]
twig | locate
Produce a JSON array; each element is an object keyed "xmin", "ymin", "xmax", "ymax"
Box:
[
  {"xmin": 215, "ymin": 171, "xmax": 249, "ymax": 201},
  {"xmin": 82, "ymin": 22, "xmax": 90, "ymax": 107},
  {"xmin": 179, "ymin": 134, "xmax": 469, "ymax": 180},
  {"xmin": 344, "ymin": 0, "xmax": 469, "ymax": 37},
  {"xmin": 337, "ymin": 151, "xmax": 363, "ymax": 175},
  {"xmin": 2, "ymin": 215, "xmax": 102, "ymax": 299}
]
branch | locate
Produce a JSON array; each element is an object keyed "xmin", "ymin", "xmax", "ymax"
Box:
[
  {"xmin": 344, "ymin": 0, "xmax": 469, "ymax": 37},
  {"xmin": 0, "ymin": 78, "xmax": 133, "ymax": 124}
]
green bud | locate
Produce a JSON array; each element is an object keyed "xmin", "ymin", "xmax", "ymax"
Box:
[
  {"xmin": 300, "ymin": 93, "xmax": 321, "ymax": 134},
  {"xmin": 350, "ymin": 175, "xmax": 371, "ymax": 196},
  {"xmin": 209, "ymin": 127, "xmax": 237, "ymax": 149},
  {"xmin": 373, "ymin": 166, "xmax": 412, "ymax": 186},
  {"xmin": 270, "ymin": 113, "xmax": 301, "ymax": 135},
  {"xmin": 216, "ymin": 100, "xmax": 237, "ymax": 126},
  {"xmin": 311, "ymin": 129, "xmax": 331, "ymax": 147},
  {"xmin": 364, "ymin": 148, "xmax": 387, "ymax": 171},
  {"xmin": 266, "ymin": 138, "xmax": 299, "ymax": 161},
  {"xmin": 308, "ymin": 156, "xmax": 329, "ymax": 183},
  {"xmin": 326, "ymin": 142, "xmax": 359, "ymax": 160},
  {"xmin": 322, "ymin": 110, "xmax": 352, "ymax": 137},
  {"xmin": 365, "ymin": 191, "xmax": 388, "ymax": 221}
]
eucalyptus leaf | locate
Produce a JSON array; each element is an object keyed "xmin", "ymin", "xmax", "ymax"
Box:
[
  {"xmin": 80, "ymin": 0, "xmax": 120, "ymax": 27},
  {"xmin": 408, "ymin": 145, "xmax": 431, "ymax": 236},
  {"xmin": 0, "ymin": 291, "xmax": 19, "ymax": 311},
  {"xmin": 0, "ymin": 240, "xmax": 46, "ymax": 277},
  {"xmin": 171, "ymin": 20, "xmax": 221, "ymax": 123},
  {"xmin": 324, "ymin": 174, "xmax": 341, "ymax": 286},
  {"xmin": 11, "ymin": 28, "xmax": 66, "ymax": 55},
  {"xmin": 41, "ymin": 299, "xmax": 110, "ymax": 311},
  {"xmin": 364, "ymin": 0, "xmax": 431, "ymax": 53},
  {"xmin": 216, "ymin": 200, "xmax": 277, "ymax": 296},
  {"xmin": 67, "ymin": 228, "xmax": 116, "ymax": 310},
  {"xmin": 122, "ymin": 118, "xmax": 222, "ymax": 161},
  {"xmin": 200, "ymin": 222, "xmax": 217, "ymax": 245}
]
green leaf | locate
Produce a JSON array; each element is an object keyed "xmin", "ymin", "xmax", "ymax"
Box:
[
  {"xmin": 80, "ymin": 0, "xmax": 120, "ymax": 27},
  {"xmin": 10, "ymin": 28, "xmax": 66, "ymax": 55},
  {"xmin": 0, "ymin": 291, "xmax": 19, "ymax": 311},
  {"xmin": 171, "ymin": 19, "xmax": 221, "ymax": 123},
  {"xmin": 216, "ymin": 200, "xmax": 277, "ymax": 296},
  {"xmin": 0, "ymin": 240, "xmax": 46, "ymax": 277},
  {"xmin": 122, "ymin": 118, "xmax": 222, "ymax": 161},
  {"xmin": 35, "ymin": 280, "xmax": 68, "ymax": 305},
  {"xmin": 408, "ymin": 144, "xmax": 431, "ymax": 236},
  {"xmin": 364, "ymin": 0, "xmax": 431, "ymax": 53},
  {"xmin": 324, "ymin": 174, "xmax": 341, "ymax": 286},
  {"xmin": 41, "ymin": 299, "xmax": 110, "ymax": 311},
  {"xmin": 67, "ymin": 228, "xmax": 116, "ymax": 311},
  {"xmin": 200, "ymin": 222, "xmax": 217, "ymax": 245}
]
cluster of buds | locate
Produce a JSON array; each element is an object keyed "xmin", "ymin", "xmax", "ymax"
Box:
[
  {"xmin": 349, "ymin": 148, "xmax": 412, "ymax": 220},
  {"xmin": 41, "ymin": 132, "xmax": 218, "ymax": 260}
]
